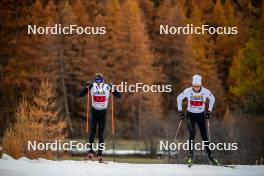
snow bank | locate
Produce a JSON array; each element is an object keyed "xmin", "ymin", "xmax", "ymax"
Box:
[
  {"xmin": 1, "ymin": 153, "xmax": 14, "ymax": 160},
  {"xmin": 71, "ymin": 149, "xmax": 177, "ymax": 155},
  {"xmin": 0, "ymin": 154, "xmax": 263, "ymax": 176},
  {"xmin": 71, "ymin": 149, "xmax": 151, "ymax": 155}
]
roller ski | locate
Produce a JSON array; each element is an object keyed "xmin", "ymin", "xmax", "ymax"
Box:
[
  {"xmin": 208, "ymin": 155, "xmax": 235, "ymax": 168},
  {"xmin": 187, "ymin": 155, "xmax": 193, "ymax": 167},
  {"xmin": 208, "ymin": 155, "xmax": 219, "ymax": 166},
  {"xmin": 97, "ymin": 155, "xmax": 108, "ymax": 164},
  {"xmin": 83, "ymin": 152, "xmax": 94, "ymax": 161}
]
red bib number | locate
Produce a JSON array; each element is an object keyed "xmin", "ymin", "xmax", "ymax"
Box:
[
  {"xmin": 190, "ymin": 100, "xmax": 204, "ymax": 106},
  {"xmin": 93, "ymin": 96, "xmax": 106, "ymax": 102}
]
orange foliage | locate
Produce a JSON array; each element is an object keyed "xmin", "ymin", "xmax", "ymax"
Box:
[{"xmin": 3, "ymin": 80, "xmax": 67, "ymax": 159}]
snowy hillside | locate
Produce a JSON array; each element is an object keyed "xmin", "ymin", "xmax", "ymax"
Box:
[{"xmin": 0, "ymin": 154, "xmax": 263, "ymax": 176}]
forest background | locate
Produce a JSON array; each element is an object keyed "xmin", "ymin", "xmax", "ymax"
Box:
[{"xmin": 0, "ymin": 0, "xmax": 263, "ymax": 164}]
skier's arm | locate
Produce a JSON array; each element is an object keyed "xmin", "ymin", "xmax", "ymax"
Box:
[
  {"xmin": 79, "ymin": 83, "xmax": 93, "ymax": 97},
  {"xmin": 177, "ymin": 89, "xmax": 187, "ymax": 111},
  {"xmin": 112, "ymin": 90, "xmax": 121, "ymax": 98},
  {"xmin": 108, "ymin": 83, "xmax": 121, "ymax": 98},
  {"xmin": 206, "ymin": 89, "xmax": 215, "ymax": 112}
]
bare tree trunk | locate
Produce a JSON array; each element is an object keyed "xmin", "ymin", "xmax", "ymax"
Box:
[
  {"xmin": 138, "ymin": 96, "xmax": 142, "ymax": 139},
  {"xmin": 59, "ymin": 41, "xmax": 73, "ymax": 133}
]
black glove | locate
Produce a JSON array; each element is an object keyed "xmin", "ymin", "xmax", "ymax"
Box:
[
  {"xmin": 179, "ymin": 111, "xmax": 185, "ymax": 120},
  {"xmin": 107, "ymin": 83, "xmax": 113, "ymax": 91},
  {"xmin": 205, "ymin": 111, "xmax": 211, "ymax": 119},
  {"xmin": 86, "ymin": 81, "xmax": 91, "ymax": 88}
]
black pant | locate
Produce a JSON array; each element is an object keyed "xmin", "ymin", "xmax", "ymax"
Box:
[
  {"xmin": 187, "ymin": 111, "xmax": 211, "ymax": 156},
  {"xmin": 88, "ymin": 107, "xmax": 107, "ymax": 156}
]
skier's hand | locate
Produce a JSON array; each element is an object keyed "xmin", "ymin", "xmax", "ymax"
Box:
[
  {"xmin": 179, "ymin": 111, "xmax": 185, "ymax": 120},
  {"xmin": 205, "ymin": 111, "xmax": 211, "ymax": 119},
  {"xmin": 108, "ymin": 83, "xmax": 113, "ymax": 91},
  {"xmin": 86, "ymin": 81, "xmax": 91, "ymax": 88}
]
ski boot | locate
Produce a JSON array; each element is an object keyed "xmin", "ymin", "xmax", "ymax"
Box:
[
  {"xmin": 187, "ymin": 154, "xmax": 193, "ymax": 167},
  {"xmin": 84, "ymin": 151, "xmax": 94, "ymax": 161},
  {"xmin": 208, "ymin": 155, "xmax": 219, "ymax": 166},
  {"xmin": 97, "ymin": 155, "xmax": 108, "ymax": 164}
]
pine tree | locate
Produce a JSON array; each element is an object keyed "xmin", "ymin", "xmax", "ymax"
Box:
[{"xmin": 229, "ymin": 21, "xmax": 264, "ymax": 114}]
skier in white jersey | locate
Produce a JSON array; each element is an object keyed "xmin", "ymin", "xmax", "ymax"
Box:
[
  {"xmin": 79, "ymin": 73, "xmax": 121, "ymax": 162},
  {"xmin": 177, "ymin": 75, "xmax": 219, "ymax": 166}
]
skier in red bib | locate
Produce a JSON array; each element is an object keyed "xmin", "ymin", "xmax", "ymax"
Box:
[
  {"xmin": 79, "ymin": 73, "xmax": 121, "ymax": 162},
  {"xmin": 177, "ymin": 75, "xmax": 219, "ymax": 166}
]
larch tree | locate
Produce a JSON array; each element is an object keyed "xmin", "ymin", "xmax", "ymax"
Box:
[
  {"xmin": 154, "ymin": 0, "xmax": 197, "ymax": 109},
  {"xmin": 101, "ymin": 0, "xmax": 126, "ymax": 82},
  {"xmin": 0, "ymin": 0, "xmax": 21, "ymax": 136},
  {"xmin": 2, "ymin": 99, "xmax": 36, "ymax": 159},
  {"xmin": 119, "ymin": 0, "xmax": 164, "ymax": 137},
  {"xmin": 72, "ymin": 0, "xmax": 104, "ymax": 134},
  {"xmin": 229, "ymin": 14, "xmax": 264, "ymax": 114},
  {"xmin": 212, "ymin": 0, "xmax": 243, "ymax": 91},
  {"xmin": 188, "ymin": 4, "xmax": 227, "ymax": 116},
  {"xmin": 3, "ymin": 80, "xmax": 66, "ymax": 159},
  {"xmin": 31, "ymin": 80, "xmax": 67, "ymax": 142},
  {"xmin": 0, "ymin": 0, "xmax": 52, "ymax": 136},
  {"xmin": 55, "ymin": 1, "xmax": 79, "ymax": 134}
]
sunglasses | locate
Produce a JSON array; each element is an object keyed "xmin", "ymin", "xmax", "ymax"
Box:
[
  {"xmin": 193, "ymin": 85, "xmax": 201, "ymax": 88},
  {"xmin": 95, "ymin": 77, "xmax": 104, "ymax": 83}
]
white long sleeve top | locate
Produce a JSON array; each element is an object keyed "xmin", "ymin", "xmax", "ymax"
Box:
[{"xmin": 177, "ymin": 87, "xmax": 215, "ymax": 113}]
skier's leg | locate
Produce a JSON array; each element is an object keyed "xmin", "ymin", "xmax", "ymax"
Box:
[
  {"xmin": 97, "ymin": 110, "xmax": 107, "ymax": 156},
  {"xmin": 196, "ymin": 113, "xmax": 211, "ymax": 155},
  {"xmin": 196, "ymin": 114, "xmax": 219, "ymax": 165},
  {"xmin": 187, "ymin": 112, "xmax": 196, "ymax": 157},
  {"xmin": 88, "ymin": 109, "xmax": 98, "ymax": 154}
]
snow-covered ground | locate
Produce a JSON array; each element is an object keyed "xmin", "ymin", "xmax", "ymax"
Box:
[{"xmin": 0, "ymin": 154, "xmax": 263, "ymax": 176}]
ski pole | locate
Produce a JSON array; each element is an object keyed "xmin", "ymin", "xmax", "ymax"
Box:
[
  {"xmin": 168, "ymin": 119, "xmax": 182, "ymax": 161},
  {"xmin": 111, "ymin": 93, "xmax": 116, "ymax": 163},
  {"xmin": 173, "ymin": 119, "xmax": 183, "ymax": 143},
  {"xmin": 86, "ymin": 87, "xmax": 90, "ymax": 133},
  {"xmin": 207, "ymin": 119, "xmax": 210, "ymax": 141}
]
